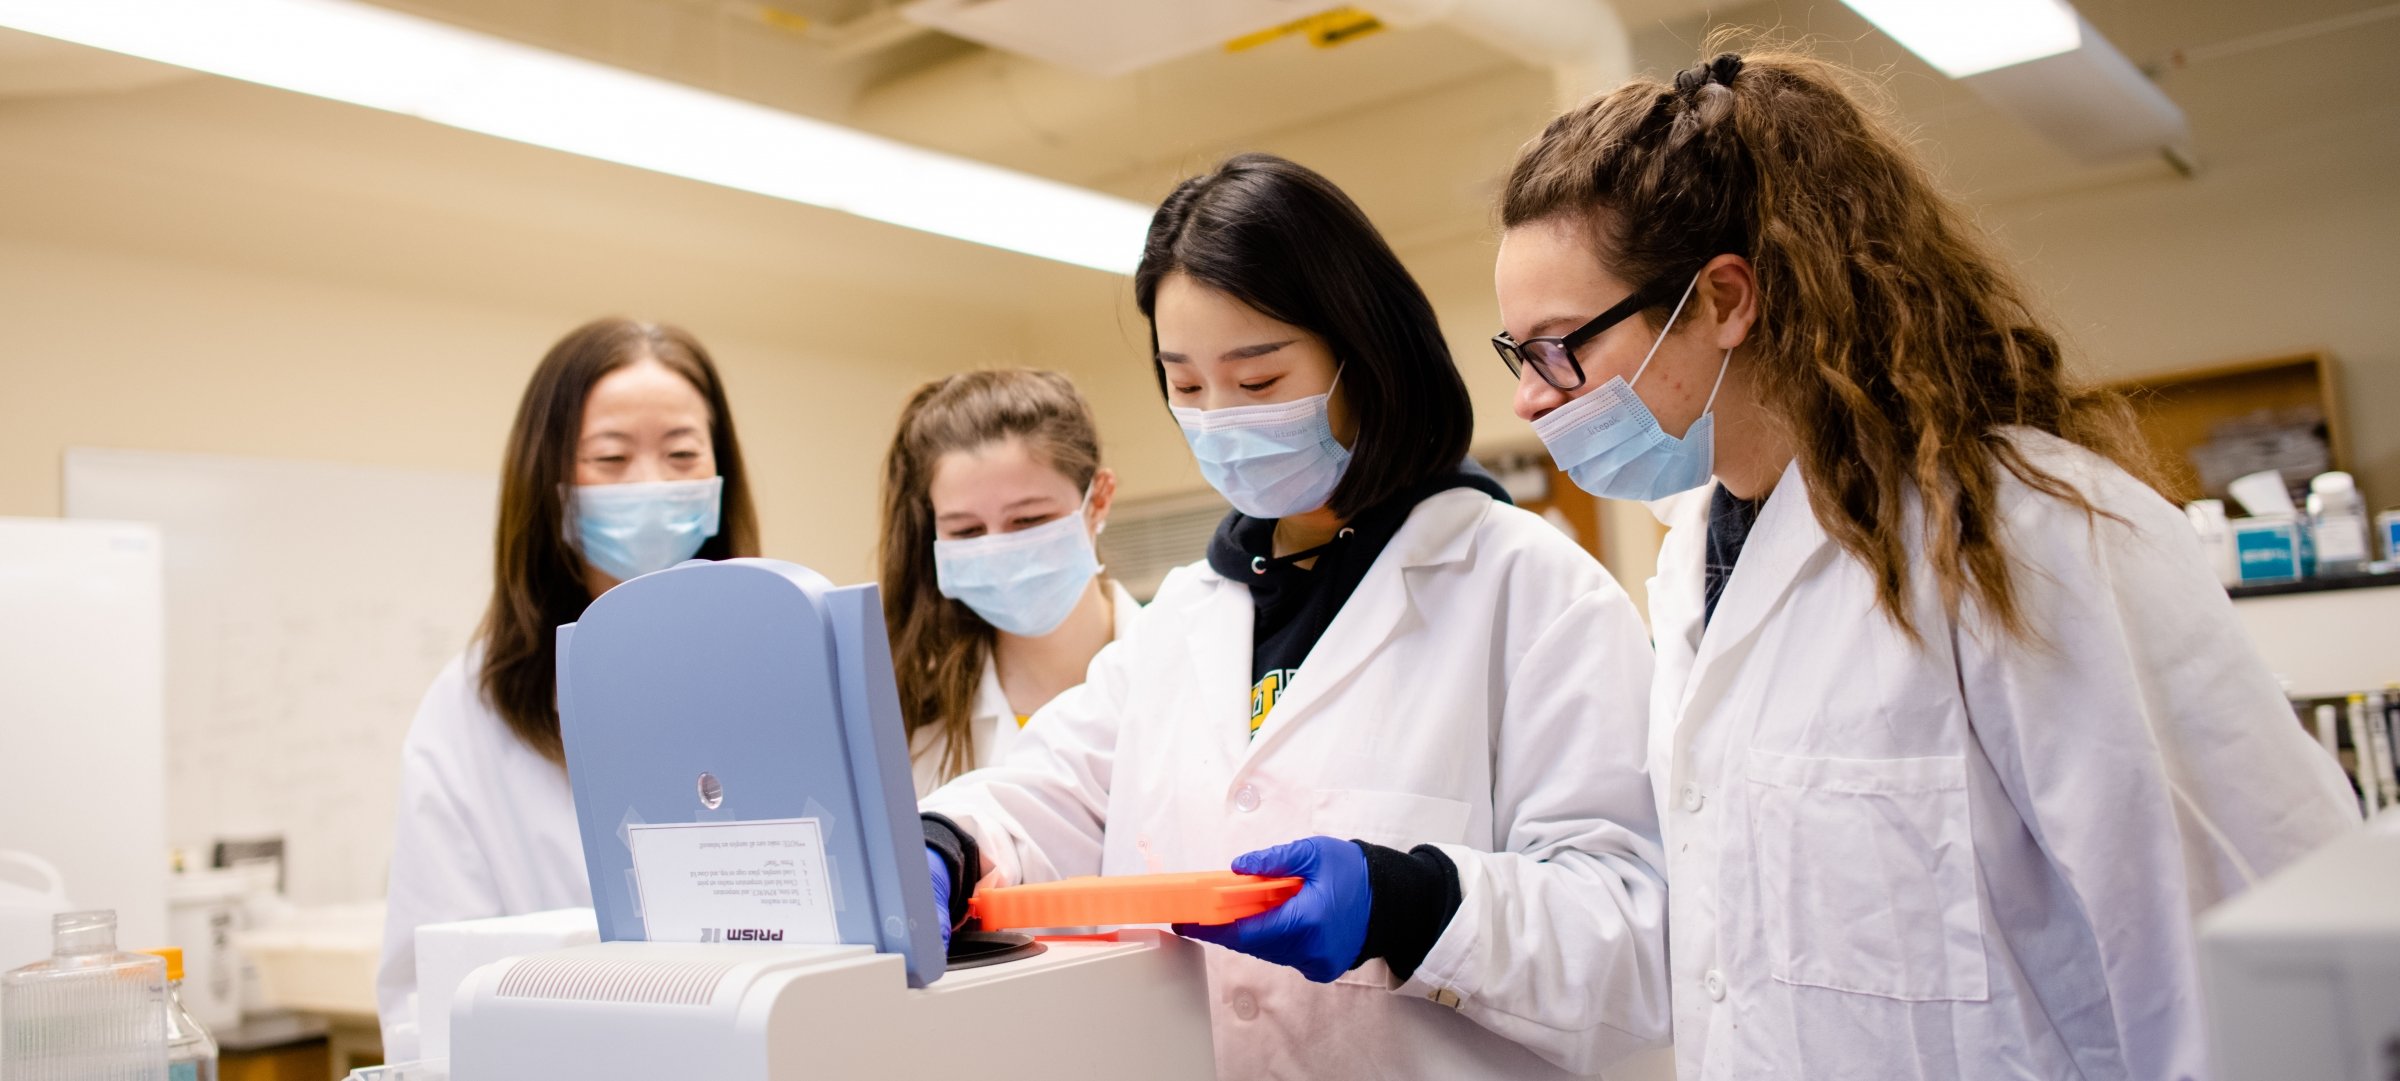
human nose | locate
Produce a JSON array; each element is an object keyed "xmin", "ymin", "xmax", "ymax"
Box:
[
  {"xmin": 1513, "ymin": 363, "xmax": 1569, "ymax": 422},
  {"xmin": 624, "ymin": 454, "xmax": 669, "ymax": 483}
]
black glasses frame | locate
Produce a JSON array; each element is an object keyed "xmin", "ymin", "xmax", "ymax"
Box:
[{"xmin": 1492, "ymin": 274, "xmax": 1690, "ymax": 392}]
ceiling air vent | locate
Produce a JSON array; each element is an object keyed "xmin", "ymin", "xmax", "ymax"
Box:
[{"xmin": 899, "ymin": 0, "xmax": 1334, "ymax": 77}]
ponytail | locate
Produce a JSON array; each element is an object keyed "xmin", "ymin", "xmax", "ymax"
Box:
[{"xmin": 1501, "ymin": 41, "xmax": 2152, "ymax": 641}]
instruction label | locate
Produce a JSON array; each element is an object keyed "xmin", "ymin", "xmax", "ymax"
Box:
[{"xmin": 627, "ymin": 818, "xmax": 840, "ymax": 945}]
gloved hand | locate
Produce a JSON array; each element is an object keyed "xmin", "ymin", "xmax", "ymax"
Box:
[
  {"xmin": 926, "ymin": 845, "xmax": 955, "ymax": 950},
  {"xmin": 1175, "ymin": 835, "xmax": 1370, "ymax": 983}
]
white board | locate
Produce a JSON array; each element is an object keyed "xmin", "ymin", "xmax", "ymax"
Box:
[
  {"xmin": 0, "ymin": 518, "xmax": 168, "ymax": 954},
  {"xmin": 66, "ymin": 448, "xmax": 496, "ymax": 905}
]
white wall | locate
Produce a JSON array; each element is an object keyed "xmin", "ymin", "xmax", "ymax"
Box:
[{"xmin": 0, "ymin": 68, "xmax": 1100, "ymax": 905}]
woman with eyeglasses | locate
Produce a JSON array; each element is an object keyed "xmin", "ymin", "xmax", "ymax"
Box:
[
  {"xmin": 1494, "ymin": 49, "xmax": 2355, "ymax": 1080},
  {"xmin": 878, "ymin": 369, "xmax": 1142, "ymax": 796},
  {"xmin": 917, "ymin": 153, "xmax": 1669, "ymax": 1079}
]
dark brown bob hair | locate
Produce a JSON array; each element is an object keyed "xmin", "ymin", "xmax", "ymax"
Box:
[{"xmin": 1134, "ymin": 152, "xmax": 1474, "ymax": 519}]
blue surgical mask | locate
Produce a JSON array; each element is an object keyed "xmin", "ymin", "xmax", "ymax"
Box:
[
  {"xmin": 1171, "ymin": 378, "xmax": 1351, "ymax": 519},
  {"xmin": 1533, "ymin": 272, "xmax": 1731, "ymax": 502},
  {"xmin": 934, "ymin": 504, "xmax": 1102, "ymax": 637},
  {"xmin": 566, "ymin": 477, "xmax": 723, "ymax": 582}
]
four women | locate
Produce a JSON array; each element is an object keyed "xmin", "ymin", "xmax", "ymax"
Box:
[{"xmin": 377, "ymin": 45, "xmax": 2362, "ymax": 1081}]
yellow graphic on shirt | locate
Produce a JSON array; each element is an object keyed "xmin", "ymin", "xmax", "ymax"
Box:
[{"xmin": 1249, "ymin": 669, "xmax": 1299, "ymax": 737}]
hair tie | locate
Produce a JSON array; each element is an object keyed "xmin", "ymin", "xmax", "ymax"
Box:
[
  {"xmin": 1708, "ymin": 52, "xmax": 1744, "ymax": 88},
  {"xmin": 1676, "ymin": 52, "xmax": 1745, "ymax": 97}
]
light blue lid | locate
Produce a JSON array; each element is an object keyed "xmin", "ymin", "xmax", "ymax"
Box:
[{"xmin": 554, "ymin": 559, "xmax": 944, "ymax": 987}]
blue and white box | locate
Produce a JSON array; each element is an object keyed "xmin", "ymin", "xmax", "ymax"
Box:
[{"xmin": 2233, "ymin": 517, "xmax": 2305, "ymax": 584}]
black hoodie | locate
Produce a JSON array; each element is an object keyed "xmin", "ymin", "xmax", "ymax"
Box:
[
  {"xmin": 1205, "ymin": 460, "xmax": 1511, "ymax": 737},
  {"xmin": 1200, "ymin": 459, "xmax": 1509, "ymax": 980}
]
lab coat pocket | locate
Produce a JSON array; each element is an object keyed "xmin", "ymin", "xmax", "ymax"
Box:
[
  {"xmin": 1310, "ymin": 789, "xmax": 1473, "ymax": 991},
  {"xmin": 1744, "ymin": 749, "xmax": 1988, "ymax": 1002},
  {"xmin": 1309, "ymin": 788, "xmax": 1473, "ymax": 851}
]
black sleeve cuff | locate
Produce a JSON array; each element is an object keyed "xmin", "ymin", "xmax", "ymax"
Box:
[
  {"xmin": 920, "ymin": 812, "xmax": 980, "ymax": 928},
  {"xmin": 1351, "ymin": 840, "xmax": 1464, "ymax": 983}
]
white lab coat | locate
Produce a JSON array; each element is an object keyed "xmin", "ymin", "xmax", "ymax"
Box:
[
  {"xmin": 374, "ymin": 649, "xmax": 590, "ymax": 1063},
  {"xmin": 908, "ymin": 582, "xmax": 1144, "ymax": 798},
  {"xmin": 1647, "ymin": 429, "xmax": 2359, "ymax": 1081},
  {"xmin": 921, "ymin": 489, "xmax": 1670, "ymax": 1080}
]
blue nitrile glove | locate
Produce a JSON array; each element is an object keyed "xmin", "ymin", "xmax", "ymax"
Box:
[
  {"xmin": 1174, "ymin": 835, "xmax": 1371, "ymax": 983},
  {"xmin": 926, "ymin": 845, "xmax": 954, "ymax": 950}
]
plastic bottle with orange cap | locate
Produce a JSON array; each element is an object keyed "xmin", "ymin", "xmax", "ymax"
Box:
[{"xmin": 138, "ymin": 946, "xmax": 219, "ymax": 1081}]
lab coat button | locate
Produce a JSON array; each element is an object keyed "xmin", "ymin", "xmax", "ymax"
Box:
[
  {"xmin": 1681, "ymin": 783, "xmax": 1705, "ymax": 812},
  {"xmin": 1232, "ymin": 990, "xmax": 1259, "ymax": 1020},
  {"xmin": 1704, "ymin": 968, "xmax": 1725, "ymax": 1002},
  {"xmin": 1233, "ymin": 784, "xmax": 1261, "ymax": 812}
]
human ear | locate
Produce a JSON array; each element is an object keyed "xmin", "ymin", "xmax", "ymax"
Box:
[
  {"xmin": 1698, "ymin": 254, "xmax": 1759, "ymax": 351},
  {"xmin": 1086, "ymin": 467, "xmax": 1119, "ymax": 536}
]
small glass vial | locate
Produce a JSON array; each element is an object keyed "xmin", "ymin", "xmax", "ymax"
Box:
[
  {"xmin": 140, "ymin": 949, "xmax": 219, "ymax": 1081},
  {"xmin": 0, "ymin": 910, "xmax": 169, "ymax": 1081}
]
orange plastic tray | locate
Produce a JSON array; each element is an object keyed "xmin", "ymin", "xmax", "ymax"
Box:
[{"xmin": 967, "ymin": 871, "xmax": 1303, "ymax": 930}]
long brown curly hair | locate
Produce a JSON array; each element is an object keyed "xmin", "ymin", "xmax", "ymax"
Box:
[{"xmin": 1501, "ymin": 43, "xmax": 2152, "ymax": 641}]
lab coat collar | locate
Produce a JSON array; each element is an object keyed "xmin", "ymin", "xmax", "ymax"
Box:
[
  {"xmin": 1219, "ymin": 489, "xmax": 1493, "ymax": 763},
  {"xmin": 1670, "ymin": 461, "xmax": 1835, "ymax": 723},
  {"xmin": 971, "ymin": 580, "xmax": 1145, "ymax": 726}
]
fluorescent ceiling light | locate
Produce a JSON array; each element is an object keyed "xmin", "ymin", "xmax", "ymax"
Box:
[
  {"xmin": 1838, "ymin": 0, "xmax": 2083, "ymax": 78},
  {"xmin": 0, "ymin": 0, "xmax": 1155, "ymax": 274}
]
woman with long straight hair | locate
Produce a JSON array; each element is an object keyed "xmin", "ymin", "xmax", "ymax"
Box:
[
  {"xmin": 374, "ymin": 318, "xmax": 759, "ymax": 1061},
  {"xmin": 919, "ymin": 153, "xmax": 1669, "ymax": 1079},
  {"xmin": 877, "ymin": 369, "xmax": 1141, "ymax": 795},
  {"xmin": 1493, "ymin": 47, "xmax": 2357, "ymax": 1079}
]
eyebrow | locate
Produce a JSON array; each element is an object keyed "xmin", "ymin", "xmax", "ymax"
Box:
[
  {"xmin": 1524, "ymin": 315, "xmax": 1587, "ymax": 339},
  {"xmin": 580, "ymin": 425, "xmax": 703, "ymax": 443},
  {"xmin": 1156, "ymin": 339, "xmax": 1299, "ymax": 366}
]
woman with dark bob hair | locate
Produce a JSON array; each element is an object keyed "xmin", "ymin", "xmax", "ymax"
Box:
[{"xmin": 920, "ymin": 154, "xmax": 1669, "ymax": 1078}]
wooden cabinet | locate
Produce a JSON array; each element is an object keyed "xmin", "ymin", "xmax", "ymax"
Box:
[
  {"xmin": 2101, "ymin": 350, "xmax": 2348, "ymax": 505},
  {"xmin": 1476, "ymin": 448, "xmax": 1603, "ymax": 561}
]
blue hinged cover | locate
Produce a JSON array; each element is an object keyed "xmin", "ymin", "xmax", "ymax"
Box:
[{"xmin": 555, "ymin": 558, "xmax": 944, "ymax": 987}]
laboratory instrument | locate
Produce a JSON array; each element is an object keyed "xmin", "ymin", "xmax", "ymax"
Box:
[
  {"xmin": 0, "ymin": 910, "xmax": 169, "ymax": 1081},
  {"xmin": 142, "ymin": 947, "xmax": 219, "ymax": 1081},
  {"xmin": 2200, "ymin": 814, "xmax": 2400, "ymax": 1081},
  {"xmin": 440, "ymin": 559, "xmax": 1214, "ymax": 1081}
]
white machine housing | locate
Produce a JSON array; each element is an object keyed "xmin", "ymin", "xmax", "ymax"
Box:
[
  {"xmin": 2200, "ymin": 815, "xmax": 2400, "ymax": 1081},
  {"xmin": 449, "ymin": 929, "xmax": 1213, "ymax": 1081}
]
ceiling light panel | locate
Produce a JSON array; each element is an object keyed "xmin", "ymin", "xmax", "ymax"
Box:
[
  {"xmin": 1838, "ymin": 0, "xmax": 2083, "ymax": 78},
  {"xmin": 0, "ymin": 0, "xmax": 1155, "ymax": 274}
]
